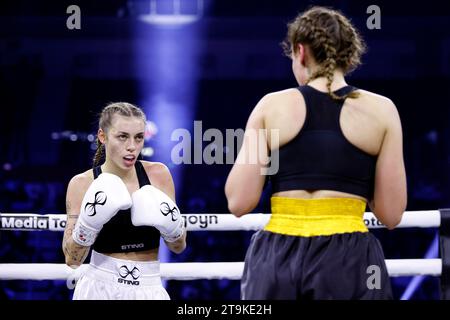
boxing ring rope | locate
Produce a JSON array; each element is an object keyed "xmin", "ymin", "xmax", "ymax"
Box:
[
  {"xmin": 0, "ymin": 259, "xmax": 442, "ymax": 281},
  {"xmin": 0, "ymin": 211, "xmax": 442, "ymax": 232},
  {"xmin": 0, "ymin": 210, "xmax": 447, "ymax": 286}
]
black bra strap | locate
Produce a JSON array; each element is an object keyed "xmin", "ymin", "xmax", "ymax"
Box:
[
  {"xmin": 93, "ymin": 165, "xmax": 102, "ymax": 179},
  {"xmin": 135, "ymin": 160, "xmax": 151, "ymax": 187},
  {"xmin": 91, "ymin": 161, "xmax": 150, "ymax": 187}
]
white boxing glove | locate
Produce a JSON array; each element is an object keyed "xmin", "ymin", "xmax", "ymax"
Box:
[
  {"xmin": 72, "ymin": 173, "xmax": 132, "ymax": 246},
  {"xmin": 131, "ymin": 185, "xmax": 185, "ymax": 243}
]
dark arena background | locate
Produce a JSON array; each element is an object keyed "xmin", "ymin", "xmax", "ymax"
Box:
[{"xmin": 1, "ymin": 0, "xmax": 450, "ymax": 301}]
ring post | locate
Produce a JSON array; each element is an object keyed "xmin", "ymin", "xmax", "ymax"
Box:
[{"xmin": 439, "ymin": 208, "xmax": 450, "ymax": 300}]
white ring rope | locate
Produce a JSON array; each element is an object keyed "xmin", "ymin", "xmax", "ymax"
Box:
[
  {"xmin": 0, "ymin": 260, "xmax": 442, "ymax": 281},
  {"xmin": 0, "ymin": 210, "xmax": 443, "ymax": 281},
  {"xmin": 0, "ymin": 210, "xmax": 442, "ymax": 232}
]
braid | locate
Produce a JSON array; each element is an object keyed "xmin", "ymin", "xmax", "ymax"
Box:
[
  {"xmin": 300, "ymin": 15, "xmax": 342, "ymax": 100},
  {"xmin": 320, "ymin": 38, "xmax": 340, "ymax": 100},
  {"xmin": 282, "ymin": 6, "xmax": 367, "ymax": 100},
  {"xmin": 93, "ymin": 137, "xmax": 105, "ymax": 167},
  {"xmin": 334, "ymin": 12, "xmax": 366, "ymax": 74},
  {"xmin": 333, "ymin": 12, "xmax": 365, "ymax": 99}
]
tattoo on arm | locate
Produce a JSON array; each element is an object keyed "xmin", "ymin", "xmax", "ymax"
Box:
[
  {"xmin": 62, "ymin": 221, "xmax": 88, "ymax": 264},
  {"xmin": 66, "ymin": 247, "xmax": 82, "ymax": 263},
  {"xmin": 63, "ymin": 197, "xmax": 89, "ymax": 264},
  {"xmin": 63, "ymin": 232, "xmax": 89, "ymax": 264}
]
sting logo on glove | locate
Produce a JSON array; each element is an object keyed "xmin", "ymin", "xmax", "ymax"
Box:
[
  {"xmin": 118, "ymin": 265, "xmax": 141, "ymax": 280},
  {"xmin": 84, "ymin": 191, "xmax": 107, "ymax": 216},
  {"xmin": 160, "ymin": 202, "xmax": 179, "ymax": 221}
]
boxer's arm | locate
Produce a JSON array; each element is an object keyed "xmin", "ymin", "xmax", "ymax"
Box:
[
  {"xmin": 225, "ymin": 96, "xmax": 269, "ymax": 217},
  {"xmin": 62, "ymin": 174, "xmax": 91, "ymax": 268},
  {"xmin": 372, "ymin": 99, "xmax": 407, "ymax": 229},
  {"xmin": 145, "ymin": 162, "xmax": 186, "ymax": 254}
]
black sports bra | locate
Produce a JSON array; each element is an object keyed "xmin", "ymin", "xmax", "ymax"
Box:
[
  {"xmin": 92, "ymin": 161, "xmax": 161, "ymax": 253},
  {"xmin": 270, "ymin": 85, "xmax": 377, "ymax": 199}
]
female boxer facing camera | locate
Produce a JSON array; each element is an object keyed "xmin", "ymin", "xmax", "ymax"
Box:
[{"xmin": 62, "ymin": 102, "xmax": 186, "ymax": 300}]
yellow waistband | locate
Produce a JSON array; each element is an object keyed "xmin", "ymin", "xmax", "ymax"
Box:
[{"xmin": 264, "ymin": 197, "xmax": 368, "ymax": 237}]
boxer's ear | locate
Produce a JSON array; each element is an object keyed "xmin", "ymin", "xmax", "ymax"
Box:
[{"xmin": 98, "ymin": 128, "xmax": 106, "ymax": 144}]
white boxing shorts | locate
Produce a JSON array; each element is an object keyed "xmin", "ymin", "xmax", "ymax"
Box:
[{"xmin": 73, "ymin": 250, "xmax": 170, "ymax": 300}]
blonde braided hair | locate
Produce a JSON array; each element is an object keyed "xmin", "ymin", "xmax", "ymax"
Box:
[{"xmin": 282, "ymin": 6, "xmax": 366, "ymax": 100}]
